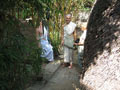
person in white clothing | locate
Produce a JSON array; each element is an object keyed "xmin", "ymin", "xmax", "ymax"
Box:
[
  {"xmin": 74, "ymin": 23, "xmax": 87, "ymax": 68},
  {"xmin": 36, "ymin": 21, "xmax": 54, "ymax": 62},
  {"xmin": 61, "ymin": 14, "xmax": 76, "ymax": 68}
]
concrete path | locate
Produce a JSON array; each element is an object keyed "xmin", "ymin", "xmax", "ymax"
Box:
[
  {"xmin": 26, "ymin": 55, "xmax": 81, "ymax": 90},
  {"xmin": 41, "ymin": 66, "xmax": 81, "ymax": 90}
]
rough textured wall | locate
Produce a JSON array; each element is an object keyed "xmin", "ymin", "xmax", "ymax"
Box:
[{"xmin": 81, "ymin": 0, "xmax": 120, "ymax": 90}]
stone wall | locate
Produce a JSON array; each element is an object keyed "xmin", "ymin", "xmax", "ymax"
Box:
[{"xmin": 81, "ymin": 0, "xmax": 120, "ymax": 90}]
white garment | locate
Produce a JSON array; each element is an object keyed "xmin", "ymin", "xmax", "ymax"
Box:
[
  {"xmin": 64, "ymin": 22, "xmax": 76, "ymax": 37},
  {"xmin": 78, "ymin": 30, "xmax": 87, "ymax": 53},
  {"xmin": 40, "ymin": 27, "xmax": 54, "ymax": 61},
  {"xmin": 63, "ymin": 22, "xmax": 76, "ymax": 63},
  {"xmin": 64, "ymin": 46, "xmax": 73, "ymax": 63}
]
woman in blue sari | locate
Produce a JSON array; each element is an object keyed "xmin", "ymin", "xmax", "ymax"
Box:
[{"xmin": 36, "ymin": 21, "xmax": 54, "ymax": 62}]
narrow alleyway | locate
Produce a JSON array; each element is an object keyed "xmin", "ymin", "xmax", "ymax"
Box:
[{"xmin": 26, "ymin": 55, "xmax": 81, "ymax": 90}]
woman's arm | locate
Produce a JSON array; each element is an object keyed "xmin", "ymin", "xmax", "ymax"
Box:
[
  {"xmin": 74, "ymin": 42, "xmax": 84, "ymax": 46},
  {"xmin": 73, "ymin": 28, "xmax": 77, "ymax": 41},
  {"xmin": 35, "ymin": 29, "xmax": 41, "ymax": 48},
  {"xmin": 36, "ymin": 28, "xmax": 39, "ymax": 40}
]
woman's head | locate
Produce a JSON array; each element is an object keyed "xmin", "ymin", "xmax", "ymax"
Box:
[{"xmin": 80, "ymin": 23, "xmax": 87, "ymax": 31}]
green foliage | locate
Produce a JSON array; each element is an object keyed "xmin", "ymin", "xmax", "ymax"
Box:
[
  {"xmin": 47, "ymin": 0, "xmax": 95, "ymax": 56},
  {"xmin": 0, "ymin": 14, "xmax": 43, "ymax": 90},
  {"xmin": 25, "ymin": 41, "xmax": 43, "ymax": 75},
  {"xmin": 50, "ymin": 31, "xmax": 61, "ymax": 56}
]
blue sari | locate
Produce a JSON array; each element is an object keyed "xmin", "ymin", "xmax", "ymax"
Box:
[{"xmin": 40, "ymin": 26, "xmax": 54, "ymax": 61}]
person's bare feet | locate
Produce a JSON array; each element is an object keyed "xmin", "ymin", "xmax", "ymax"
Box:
[
  {"xmin": 68, "ymin": 64, "xmax": 72, "ymax": 69},
  {"xmin": 62, "ymin": 63, "xmax": 70, "ymax": 67}
]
